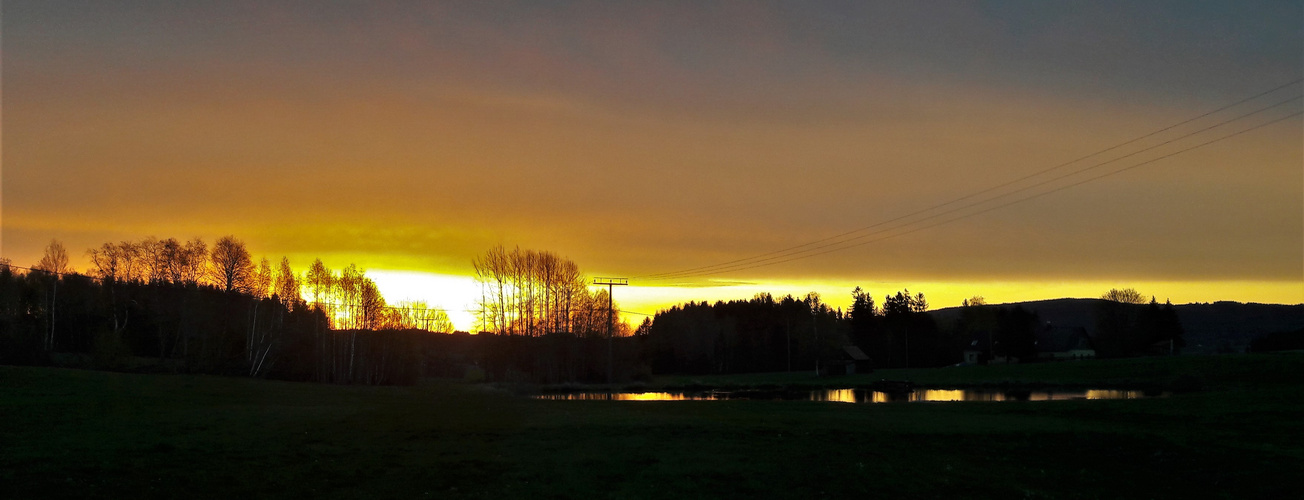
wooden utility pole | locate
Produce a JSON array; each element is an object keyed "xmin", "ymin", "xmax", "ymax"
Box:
[{"xmin": 593, "ymin": 277, "xmax": 628, "ymax": 384}]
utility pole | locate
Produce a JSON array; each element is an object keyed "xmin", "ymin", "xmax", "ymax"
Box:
[{"xmin": 593, "ymin": 277, "xmax": 628, "ymax": 384}]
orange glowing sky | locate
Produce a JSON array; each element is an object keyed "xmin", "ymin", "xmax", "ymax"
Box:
[{"xmin": 4, "ymin": 2, "xmax": 1302, "ymax": 330}]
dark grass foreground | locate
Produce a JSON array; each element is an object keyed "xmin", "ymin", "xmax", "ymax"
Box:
[{"xmin": 3, "ymin": 355, "xmax": 1302, "ymax": 499}]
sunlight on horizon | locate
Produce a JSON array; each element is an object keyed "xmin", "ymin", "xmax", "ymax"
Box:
[
  {"xmin": 364, "ymin": 269, "xmax": 1303, "ymax": 333},
  {"xmin": 366, "ymin": 271, "xmax": 482, "ymax": 332}
]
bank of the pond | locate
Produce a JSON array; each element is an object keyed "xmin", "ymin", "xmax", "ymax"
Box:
[
  {"xmin": 536, "ymin": 387, "xmax": 1167, "ymax": 403},
  {"xmin": 526, "ymin": 353, "xmax": 1304, "ymax": 396}
]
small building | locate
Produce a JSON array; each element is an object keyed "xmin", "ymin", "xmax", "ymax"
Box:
[
  {"xmin": 824, "ymin": 346, "xmax": 873, "ymax": 375},
  {"xmin": 962, "ymin": 334, "xmax": 1015, "ymax": 365},
  {"xmin": 1036, "ymin": 325, "xmax": 1096, "ymax": 360}
]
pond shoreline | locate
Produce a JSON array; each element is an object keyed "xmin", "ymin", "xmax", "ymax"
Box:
[
  {"xmin": 505, "ymin": 354, "xmax": 1279, "ymax": 396},
  {"xmin": 533, "ymin": 386, "xmax": 1170, "ymax": 403},
  {"xmin": 525, "ymin": 380, "xmax": 1177, "ymax": 396}
]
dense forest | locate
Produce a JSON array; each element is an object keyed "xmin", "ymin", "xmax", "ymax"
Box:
[
  {"xmin": 0, "ymin": 237, "xmax": 1211, "ymax": 385},
  {"xmin": 0, "ymin": 239, "xmax": 642, "ymax": 385},
  {"xmin": 0, "ymin": 237, "xmax": 456, "ymax": 384},
  {"xmin": 640, "ymin": 288, "xmax": 1187, "ymax": 375}
]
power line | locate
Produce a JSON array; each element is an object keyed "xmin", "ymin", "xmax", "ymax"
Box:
[
  {"xmin": 653, "ymin": 108, "xmax": 1303, "ymax": 280},
  {"xmin": 644, "ymin": 86, "xmax": 1301, "ymax": 280},
  {"xmin": 642, "ymin": 81, "xmax": 1303, "ymax": 281},
  {"xmin": 652, "ymin": 97, "xmax": 1301, "ymax": 280}
]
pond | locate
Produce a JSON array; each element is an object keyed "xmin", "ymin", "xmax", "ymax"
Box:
[{"xmin": 535, "ymin": 388, "xmax": 1164, "ymax": 403}]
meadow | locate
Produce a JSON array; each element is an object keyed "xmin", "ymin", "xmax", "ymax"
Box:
[{"xmin": 4, "ymin": 354, "xmax": 1302, "ymax": 499}]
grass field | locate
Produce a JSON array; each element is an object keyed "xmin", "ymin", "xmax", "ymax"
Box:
[{"xmin": 3, "ymin": 354, "xmax": 1302, "ymax": 498}]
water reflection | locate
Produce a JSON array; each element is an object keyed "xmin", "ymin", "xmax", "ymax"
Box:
[
  {"xmin": 535, "ymin": 392, "xmax": 717, "ymax": 401},
  {"xmin": 537, "ymin": 388, "xmax": 1161, "ymax": 403},
  {"xmin": 814, "ymin": 389, "xmax": 857, "ymax": 403}
]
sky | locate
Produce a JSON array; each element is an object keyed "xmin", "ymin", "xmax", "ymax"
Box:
[{"xmin": 4, "ymin": 1, "xmax": 1302, "ymax": 330}]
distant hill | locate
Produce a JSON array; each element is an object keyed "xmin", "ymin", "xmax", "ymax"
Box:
[{"xmin": 929, "ymin": 299, "xmax": 1304, "ymax": 354}]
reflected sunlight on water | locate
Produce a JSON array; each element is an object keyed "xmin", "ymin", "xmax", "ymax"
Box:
[
  {"xmin": 914, "ymin": 389, "xmax": 966, "ymax": 402},
  {"xmin": 537, "ymin": 392, "xmax": 720, "ymax": 401},
  {"xmin": 1085, "ymin": 389, "xmax": 1145, "ymax": 399},
  {"xmin": 538, "ymin": 388, "xmax": 1162, "ymax": 403},
  {"xmin": 812, "ymin": 389, "xmax": 857, "ymax": 403}
]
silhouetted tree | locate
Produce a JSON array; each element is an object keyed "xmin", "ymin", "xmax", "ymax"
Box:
[
  {"xmin": 391, "ymin": 300, "xmax": 454, "ymax": 332},
  {"xmin": 1095, "ymin": 289, "xmax": 1182, "ymax": 357},
  {"xmin": 645, "ymin": 292, "xmax": 847, "ymax": 375},
  {"xmin": 274, "ymin": 257, "xmax": 302, "ymax": 309},
  {"xmin": 180, "ymin": 238, "xmax": 208, "ymax": 285},
  {"xmin": 35, "ymin": 239, "xmax": 72, "ymax": 275},
  {"xmin": 849, "ymin": 286, "xmax": 879, "ymax": 356},
  {"xmin": 472, "ymin": 246, "xmax": 612, "ymax": 337},
  {"xmin": 34, "ymin": 239, "xmax": 74, "ymax": 351},
  {"xmin": 878, "ymin": 290, "xmax": 944, "ymax": 368},
  {"xmin": 1102, "ymin": 288, "xmax": 1147, "ymax": 305},
  {"xmin": 1137, "ymin": 298, "xmax": 1184, "ymax": 354},
  {"xmin": 209, "ymin": 236, "xmax": 254, "ymax": 294},
  {"xmin": 252, "ymin": 258, "xmax": 273, "ymax": 299}
]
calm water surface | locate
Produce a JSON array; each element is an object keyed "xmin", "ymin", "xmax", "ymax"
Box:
[{"xmin": 536, "ymin": 388, "xmax": 1160, "ymax": 403}]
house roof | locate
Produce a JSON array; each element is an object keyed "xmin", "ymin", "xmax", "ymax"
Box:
[{"xmin": 843, "ymin": 346, "xmax": 870, "ymax": 361}]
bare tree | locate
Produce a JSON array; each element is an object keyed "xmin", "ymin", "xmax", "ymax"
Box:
[
  {"xmin": 393, "ymin": 300, "xmax": 454, "ymax": 332},
  {"xmin": 338, "ymin": 264, "xmax": 363, "ymax": 329},
  {"xmin": 116, "ymin": 241, "xmax": 145, "ymax": 284},
  {"xmin": 87, "ymin": 242, "xmax": 124, "ymax": 283},
  {"xmin": 138, "ymin": 237, "xmax": 168, "ymax": 284},
  {"xmin": 1102, "ymin": 288, "xmax": 1147, "ymax": 304},
  {"xmin": 35, "ymin": 239, "xmax": 72, "ymax": 351},
  {"xmin": 306, "ymin": 259, "xmax": 333, "ymax": 315},
  {"xmin": 252, "ymin": 257, "xmax": 273, "ymax": 298},
  {"xmin": 181, "ymin": 238, "xmax": 208, "ymax": 286},
  {"xmin": 358, "ymin": 277, "xmax": 386, "ymax": 330},
  {"xmin": 160, "ymin": 238, "xmax": 185, "ymax": 283},
  {"xmin": 35, "ymin": 239, "xmax": 72, "ymax": 275},
  {"xmin": 303, "ymin": 258, "xmax": 335, "ymax": 381},
  {"xmin": 209, "ymin": 235, "xmax": 254, "ymax": 293},
  {"xmin": 274, "ymin": 257, "xmax": 301, "ymax": 308}
]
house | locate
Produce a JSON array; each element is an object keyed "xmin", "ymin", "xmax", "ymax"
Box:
[
  {"xmin": 1036, "ymin": 325, "xmax": 1096, "ymax": 360},
  {"xmin": 824, "ymin": 346, "xmax": 873, "ymax": 375},
  {"xmin": 962, "ymin": 333, "xmax": 1015, "ymax": 365}
]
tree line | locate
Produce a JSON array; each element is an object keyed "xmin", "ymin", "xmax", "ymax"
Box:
[
  {"xmin": 2, "ymin": 237, "xmax": 1188, "ymax": 384},
  {"xmin": 641, "ymin": 287, "xmax": 1187, "ymax": 375},
  {"xmin": 2, "ymin": 239, "xmax": 634, "ymax": 385},
  {"xmin": 1, "ymin": 237, "xmax": 454, "ymax": 384},
  {"xmin": 641, "ymin": 289, "xmax": 945, "ymax": 374},
  {"xmin": 1092, "ymin": 289, "xmax": 1185, "ymax": 357},
  {"xmin": 473, "ymin": 245, "xmax": 628, "ymax": 337},
  {"xmin": 642, "ymin": 292, "xmax": 845, "ymax": 374}
]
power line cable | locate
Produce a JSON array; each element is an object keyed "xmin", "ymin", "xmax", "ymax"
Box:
[
  {"xmin": 651, "ymin": 95, "xmax": 1301, "ymax": 280},
  {"xmin": 644, "ymin": 84, "xmax": 1304, "ymax": 284},
  {"xmin": 655, "ymin": 108, "xmax": 1302, "ymax": 280},
  {"xmin": 641, "ymin": 80, "xmax": 1303, "ymax": 280}
]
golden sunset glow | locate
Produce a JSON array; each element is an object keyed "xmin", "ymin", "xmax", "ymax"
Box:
[{"xmin": 3, "ymin": 2, "xmax": 1300, "ymax": 328}]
